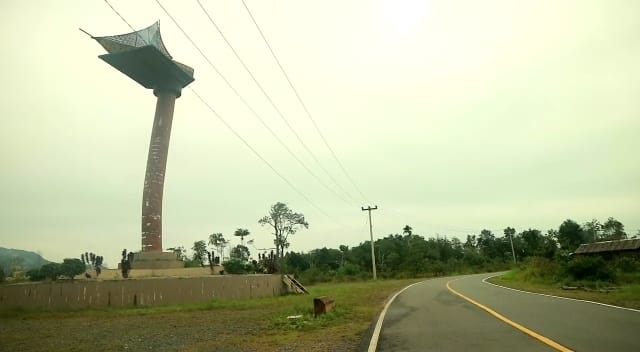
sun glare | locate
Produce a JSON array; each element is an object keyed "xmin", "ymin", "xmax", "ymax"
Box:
[{"xmin": 380, "ymin": 0, "xmax": 429, "ymax": 35}]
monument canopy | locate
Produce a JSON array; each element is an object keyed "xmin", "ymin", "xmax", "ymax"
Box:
[
  {"xmin": 94, "ymin": 21, "xmax": 173, "ymax": 59},
  {"xmin": 91, "ymin": 21, "xmax": 194, "ymax": 92}
]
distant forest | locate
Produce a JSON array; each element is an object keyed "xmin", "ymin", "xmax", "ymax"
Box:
[
  {"xmin": 3, "ymin": 217, "xmax": 636, "ymax": 285},
  {"xmin": 277, "ymin": 217, "xmax": 637, "ymax": 284}
]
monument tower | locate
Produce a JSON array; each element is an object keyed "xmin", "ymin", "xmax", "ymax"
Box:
[{"xmin": 89, "ymin": 22, "xmax": 194, "ymax": 268}]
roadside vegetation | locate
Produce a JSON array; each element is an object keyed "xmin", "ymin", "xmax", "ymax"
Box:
[{"xmin": 488, "ymin": 217, "xmax": 640, "ymax": 310}]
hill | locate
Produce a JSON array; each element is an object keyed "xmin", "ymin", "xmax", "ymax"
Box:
[{"xmin": 0, "ymin": 247, "xmax": 51, "ymax": 275}]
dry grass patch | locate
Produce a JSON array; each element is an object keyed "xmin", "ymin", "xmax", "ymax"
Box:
[{"xmin": 0, "ymin": 278, "xmax": 422, "ymax": 352}]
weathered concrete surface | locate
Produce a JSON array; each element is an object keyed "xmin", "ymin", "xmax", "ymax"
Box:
[
  {"xmin": 0, "ymin": 274, "xmax": 284, "ymax": 311},
  {"xmin": 141, "ymin": 90, "xmax": 177, "ymax": 253},
  {"xmin": 131, "ymin": 251, "xmax": 185, "ymax": 269},
  {"xmin": 98, "ymin": 266, "xmax": 224, "ymax": 279}
]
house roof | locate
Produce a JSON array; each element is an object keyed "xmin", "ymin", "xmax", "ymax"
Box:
[{"xmin": 574, "ymin": 238, "xmax": 640, "ymax": 254}]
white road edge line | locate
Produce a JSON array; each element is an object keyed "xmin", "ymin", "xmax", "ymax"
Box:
[
  {"xmin": 482, "ymin": 275, "xmax": 640, "ymax": 313},
  {"xmin": 367, "ymin": 280, "xmax": 425, "ymax": 352}
]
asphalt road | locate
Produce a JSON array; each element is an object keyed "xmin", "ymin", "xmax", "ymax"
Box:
[{"xmin": 373, "ymin": 273, "xmax": 639, "ymax": 352}]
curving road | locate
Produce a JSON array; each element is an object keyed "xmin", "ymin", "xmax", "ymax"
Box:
[{"xmin": 370, "ymin": 273, "xmax": 639, "ymax": 352}]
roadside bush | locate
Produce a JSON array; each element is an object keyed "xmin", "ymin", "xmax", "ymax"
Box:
[
  {"xmin": 222, "ymin": 259, "xmax": 249, "ymax": 274},
  {"xmin": 565, "ymin": 256, "xmax": 616, "ymax": 282},
  {"xmin": 519, "ymin": 257, "xmax": 561, "ymax": 282},
  {"xmin": 299, "ymin": 267, "xmax": 333, "ymax": 285},
  {"xmin": 613, "ymin": 257, "xmax": 639, "ymax": 273},
  {"xmin": 336, "ymin": 262, "xmax": 362, "ymax": 278},
  {"xmin": 27, "ymin": 268, "xmax": 46, "ymax": 281},
  {"xmin": 427, "ymin": 260, "xmax": 447, "ymax": 276}
]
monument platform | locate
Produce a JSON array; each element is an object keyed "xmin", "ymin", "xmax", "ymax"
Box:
[{"xmin": 131, "ymin": 251, "xmax": 185, "ymax": 269}]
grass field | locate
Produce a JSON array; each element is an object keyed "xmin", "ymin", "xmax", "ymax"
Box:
[
  {"xmin": 488, "ymin": 271, "xmax": 640, "ymax": 310},
  {"xmin": 1, "ymin": 278, "xmax": 423, "ymax": 352}
]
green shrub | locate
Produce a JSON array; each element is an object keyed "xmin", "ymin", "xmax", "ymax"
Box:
[
  {"xmin": 565, "ymin": 256, "xmax": 616, "ymax": 282},
  {"xmin": 337, "ymin": 262, "xmax": 361, "ymax": 278},
  {"xmin": 614, "ymin": 257, "xmax": 639, "ymax": 273},
  {"xmin": 519, "ymin": 257, "xmax": 561, "ymax": 282},
  {"xmin": 222, "ymin": 259, "xmax": 249, "ymax": 274},
  {"xmin": 26, "ymin": 268, "xmax": 45, "ymax": 281},
  {"xmin": 299, "ymin": 267, "xmax": 333, "ymax": 285}
]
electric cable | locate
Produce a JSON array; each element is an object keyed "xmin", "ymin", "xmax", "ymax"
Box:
[
  {"xmin": 153, "ymin": 0, "xmax": 355, "ymax": 206},
  {"xmin": 196, "ymin": 0, "xmax": 361, "ymax": 204},
  {"xmin": 240, "ymin": 0, "xmax": 370, "ymax": 203}
]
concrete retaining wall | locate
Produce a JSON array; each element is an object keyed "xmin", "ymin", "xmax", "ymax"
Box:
[
  {"xmin": 96, "ymin": 266, "xmax": 223, "ymax": 279},
  {"xmin": 0, "ymin": 274, "xmax": 285, "ymax": 311}
]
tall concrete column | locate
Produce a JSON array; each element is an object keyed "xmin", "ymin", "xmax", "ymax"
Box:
[{"xmin": 141, "ymin": 88, "xmax": 179, "ymax": 252}]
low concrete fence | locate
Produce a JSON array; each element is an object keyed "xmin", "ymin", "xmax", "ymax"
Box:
[
  {"xmin": 0, "ymin": 274, "xmax": 285, "ymax": 311},
  {"xmin": 97, "ymin": 267, "xmax": 223, "ymax": 279}
]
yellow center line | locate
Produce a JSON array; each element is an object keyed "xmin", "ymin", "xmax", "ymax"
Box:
[{"xmin": 446, "ymin": 279, "xmax": 574, "ymax": 352}]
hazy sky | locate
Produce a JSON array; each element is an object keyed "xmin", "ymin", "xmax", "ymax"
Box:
[{"xmin": 1, "ymin": 0, "xmax": 639, "ymax": 267}]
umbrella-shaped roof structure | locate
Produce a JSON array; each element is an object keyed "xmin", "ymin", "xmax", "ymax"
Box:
[{"xmin": 91, "ymin": 21, "xmax": 194, "ymax": 93}]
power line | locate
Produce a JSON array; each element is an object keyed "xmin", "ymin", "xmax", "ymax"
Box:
[
  {"xmin": 196, "ymin": 0, "xmax": 360, "ymax": 205},
  {"xmin": 152, "ymin": 0, "xmax": 353, "ymax": 206},
  {"xmin": 100, "ymin": 0, "xmax": 356, "ymax": 230},
  {"xmin": 189, "ymin": 87, "xmax": 333, "ymax": 220},
  {"xmin": 241, "ymin": 0, "xmax": 369, "ymax": 203},
  {"xmin": 103, "ymin": 0, "xmax": 137, "ymax": 34}
]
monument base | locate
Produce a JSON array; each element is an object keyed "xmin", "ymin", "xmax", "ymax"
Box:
[{"xmin": 131, "ymin": 252, "xmax": 185, "ymax": 269}]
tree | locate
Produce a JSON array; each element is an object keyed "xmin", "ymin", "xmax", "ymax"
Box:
[
  {"xmin": 259, "ymin": 202, "xmax": 309, "ymax": 260},
  {"xmin": 601, "ymin": 217, "xmax": 627, "ymax": 241},
  {"xmin": 518, "ymin": 228, "xmax": 544, "ymax": 258},
  {"xmin": 230, "ymin": 245, "xmax": 250, "ymax": 262},
  {"xmin": 60, "ymin": 258, "xmax": 85, "ymax": 279},
  {"xmin": 0, "ymin": 264, "xmax": 5, "ymax": 283},
  {"xmin": 27, "ymin": 268, "xmax": 45, "ymax": 281},
  {"xmin": 583, "ymin": 219, "xmax": 601, "ymax": 243},
  {"xmin": 477, "ymin": 229, "xmax": 497, "ymax": 257},
  {"xmin": 284, "ymin": 252, "xmax": 311, "ymax": 273},
  {"xmin": 222, "ymin": 258, "xmax": 248, "ymax": 274},
  {"xmin": 538, "ymin": 231, "xmax": 559, "ymax": 259},
  {"xmin": 557, "ymin": 219, "xmax": 585, "ymax": 252},
  {"xmin": 40, "ymin": 263, "xmax": 61, "ymax": 281},
  {"xmin": 339, "ymin": 245, "xmax": 349, "ymax": 266},
  {"xmin": 504, "ymin": 227, "xmax": 516, "ymax": 263},
  {"xmin": 167, "ymin": 246, "xmax": 188, "ymax": 261},
  {"xmin": 402, "ymin": 225, "xmax": 413, "ymax": 236},
  {"xmin": 233, "ymin": 228, "xmax": 250, "ymax": 246},
  {"xmin": 464, "ymin": 235, "xmax": 477, "ymax": 249},
  {"xmin": 192, "ymin": 240, "xmax": 208, "ymax": 267},
  {"xmin": 209, "ymin": 233, "xmax": 228, "ymax": 261}
]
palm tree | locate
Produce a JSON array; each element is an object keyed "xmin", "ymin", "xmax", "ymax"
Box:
[
  {"xmin": 403, "ymin": 225, "xmax": 413, "ymax": 236},
  {"xmin": 234, "ymin": 228, "xmax": 250, "ymax": 246}
]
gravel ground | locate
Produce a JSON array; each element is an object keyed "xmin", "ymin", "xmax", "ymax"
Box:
[{"xmin": 1, "ymin": 309, "xmax": 361, "ymax": 352}]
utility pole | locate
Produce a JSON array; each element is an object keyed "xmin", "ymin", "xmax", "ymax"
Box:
[
  {"xmin": 504, "ymin": 227, "xmax": 517, "ymax": 264},
  {"xmin": 509, "ymin": 233, "xmax": 516, "ymax": 264},
  {"xmin": 362, "ymin": 205, "xmax": 378, "ymax": 280}
]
